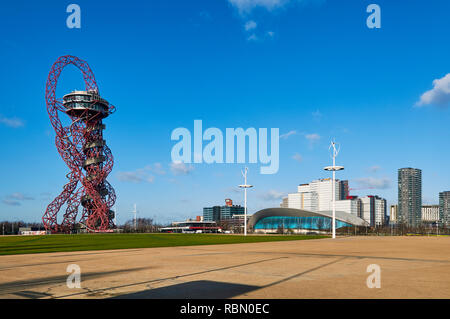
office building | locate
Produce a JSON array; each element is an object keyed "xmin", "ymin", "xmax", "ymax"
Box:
[
  {"xmin": 360, "ymin": 196, "xmax": 373, "ymax": 226},
  {"xmin": 335, "ymin": 197, "xmax": 360, "ymax": 217},
  {"xmin": 203, "ymin": 199, "xmax": 245, "ymax": 222},
  {"xmin": 374, "ymin": 196, "xmax": 387, "ymax": 226},
  {"xmin": 440, "ymin": 191, "xmax": 450, "ymax": 226},
  {"xmin": 360, "ymin": 195, "xmax": 387, "ymax": 227},
  {"xmin": 282, "ymin": 179, "xmax": 348, "ymax": 212},
  {"xmin": 421, "ymin": 205, "xmax": 440, "ymax": 223},
  {"xmin": 398, "ymin": 168, "xmax": 422, "ymax": 227},
  {"xmin": 339, "ymin": 180, "xmax": 349, "ymax": 200},
  {"xmin": 203, "ymin": 206, "xmax": 221, "ymax": 222},
  {"xmin": 390, "ymin": 205, "xmax": 398, "ymax": 224}
]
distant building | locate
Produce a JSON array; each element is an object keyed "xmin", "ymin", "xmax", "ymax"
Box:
[
  {"xmin": 339, "ymin": 180, "xmax": 349, "ymax": 200},
  {"xmin": 398, "ymin": 168, "xmax": 422, "ymax": 227},
  {"xmin": 203, "ymin": 206, "xmax": 221, "ymax": 222},
  {"xmin": 281, "ymin": 178, "xmax": 348, "ymax": 212},
  {"xmin": 335, "ymin": 197, "xmax": 360, "ymax": 217},
  {"xmin": 18, "ymin": 227, "xmax": 46, "ymax": 235},
  {"xmin": 360, "ymin": 197, "xmax": 372, "ymax": 225},
  {"xmin": 160, "ymin": 220, "xmax": 221, "ymax": 233},
  {"xmin": 390, "ymin": 205, "xmax": 398, "ymax": 224},
  {"xmin": 359, "ymin": 196, "xmax": 387, "ymax": 227},
  {"xmin": 249, "ymin": 207, "xmax": 368, "ymax": 234},
  {"xmin": 221, "ymin": 204, "xmax": 245, "ymax": 220},
  {"xmin": 421, "ymin": 205, "xmax": 440, "ymax": 223},
  {"xmin": 280, "ymin": 179, "xmax": 388, "ymax": 226},
  {"xmin": 280, "ymin": 197, "xmax": 288, "ymax": 208},
  {"xmin": 374, "ymin": 196, "xmax": 387, "ymax": 227},
  {"xmin": 439, "ymin": 191, "xmax": 450, "ymax": 226},
  {"xmin": 285, "ymin": 192, "xmax": 316, "ymax": 211},
  {"xmin": 203, "ymin": 199, "xmax": 245, "ymax": 222}
]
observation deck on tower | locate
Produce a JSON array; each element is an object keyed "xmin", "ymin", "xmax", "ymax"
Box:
[{"xmin": 62, "ymin": 90, "xmax": 111, "ymax": 119}]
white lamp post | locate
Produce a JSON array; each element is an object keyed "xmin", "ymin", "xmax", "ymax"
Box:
[
  {"xmin": 239, "ymin": 167, "xmax": 253, "ymax": 236},
  {"xmin": 324, "ymin": 141, "xmax": 344, "ymax": 239},
  {"xmin": 133, "ymin": 204, "xmax": 137, "ymax": 232}
]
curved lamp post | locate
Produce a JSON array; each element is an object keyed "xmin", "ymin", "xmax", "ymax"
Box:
[
  {"xmin": 324, "ymin": 141, "xmax": 344, "ymax": 239},
  {"xmin": 239, "ymin": 167, "xmax": 253, "ymax": 236}
]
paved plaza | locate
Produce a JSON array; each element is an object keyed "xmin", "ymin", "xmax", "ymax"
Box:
[{"xmin": 0, "ymin": 236, "xmax": 449, "ymax": 299}]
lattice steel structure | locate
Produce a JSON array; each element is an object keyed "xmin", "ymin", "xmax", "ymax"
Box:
[{"xmin": 42, "ymin": 55, "xmax": 116, "ymax": 233}]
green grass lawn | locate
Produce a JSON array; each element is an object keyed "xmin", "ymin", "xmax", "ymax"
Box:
[{"xmin": 0, "ymin": 233, "xmax": 328, "ymax": 256}]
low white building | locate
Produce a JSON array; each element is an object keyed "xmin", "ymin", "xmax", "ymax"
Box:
[
  {"xmin": 374, "ymin": 197, "xmax": 386, "ymax": 226},
  {"xmin": 390, "ymin": 205, "xmax": 398, "ymax": 224},
  {"xmin": 359, "ymin": 196, "xmax": 387, "ymax": 227},
  {"xmin": 421, "ymin": 205, "xmax": 440, "ymax": 223},
  {"xmin": 335, "ymin": 198, "xmax": 360, "ymax": 217}
]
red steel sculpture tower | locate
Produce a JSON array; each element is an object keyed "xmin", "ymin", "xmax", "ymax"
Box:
[{"xmin": 42, "ymin": 55, "xmax": 116, "ymax": 233}]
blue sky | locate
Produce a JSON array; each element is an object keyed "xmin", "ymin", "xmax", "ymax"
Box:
[{"xmin": 0, "ymin": 0, "xmax": 449, "ymax": 224}]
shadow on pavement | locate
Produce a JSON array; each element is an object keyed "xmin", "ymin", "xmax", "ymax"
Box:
[
  {"xmin": 112, "ymin": 280, "xmax": 260, "ymax": 299},
  {"xmin": 0, "ymin": 266, "xmax": 150, "ymax": 296}
]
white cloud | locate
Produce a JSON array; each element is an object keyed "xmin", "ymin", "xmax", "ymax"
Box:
[
  {"xmin": 305, "ymin": 133, "xmax": 320, "ymax": 142},
  {"xmin": 7, "ymin": 192, "xmax": 34, "ymax": 200},
  {"xmin": 153, "ymin": 163, "xmax": 166, "ymax": 175},
  {"xmin": 170, "ymin": 161, "xmax": 194, "ymax": 176},
  {"xmin": 292, "ymin": 153, "xmax": 302, "ymax": 163},
  {"xmin": 416, "ymin": 73, "xmax": 450, "ymax": 108},
  {"xmin": 2, "ymin": 192, "xmax": 34, "ymax": 206},
  {"xmin": 145, "ymin": 163, "xmax": 166, "ymax": 175},
  {"xmin": 245, "ymin": 20, "xmax": 257, "ymax": 31},
  {"xmin": 117, "ymin": 163, "xmax": 171, "ymax": 183},
  {"xmin": 228, "ymin": 0, "xmax": 288, "ymax": 14},
  {"xmin": 0, "ymin": 115, "xmax": 24, "ymax": 128},
  {"xmin": 229, "ymin": 0, "xmax": 322, "ymax": 40},
  {"xmin": 117, "ymin": 168, "xmax": 154, "ymax": 183},
  {"xmin": 2, "ymin": 199, "xmax": 20, "ymax": 206},
  {"xmin": 247, "ymin": 34, "xmax": 258, "ymax": 41},
  {"xmin": 280, "ymin": 130, "xmax": 296, "ymax": 139},
  {"xmin": 354, "ymin": 177, "xmax": 391, "ymax": 190},
  {"xmin": 260, "ymin": 189, "xmax": 285, "ymax": 201}
]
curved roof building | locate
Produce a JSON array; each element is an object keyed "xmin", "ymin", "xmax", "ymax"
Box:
[{"xmin": 249, "ymin": 208, "xmax": 368, "ymax": 233}]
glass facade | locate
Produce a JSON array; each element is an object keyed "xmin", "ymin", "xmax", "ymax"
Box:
[
  {"xmin": 203, "ymin": 205, "xmax": 244, "ymax": 221},
  {"xmin": 221, "ymin": 206, "xmax": 245, "ymax": 220},
  {"xmin": 203, "ymin": 206, "xmax": 221, "ymax": 222},
  {"xmin": 254, "ymin": 216, "xmax": 353, "ymax": 231}
]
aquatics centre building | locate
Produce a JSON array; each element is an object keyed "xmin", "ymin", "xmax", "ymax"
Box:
[{"xmin": 248, "ymin": 208, "xmax": 368, "ymax": 234}]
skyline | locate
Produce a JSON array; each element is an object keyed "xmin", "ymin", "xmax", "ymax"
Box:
[{"xmin": 0, "ymin": 0, "xmax": 449, "ymax": 224}]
